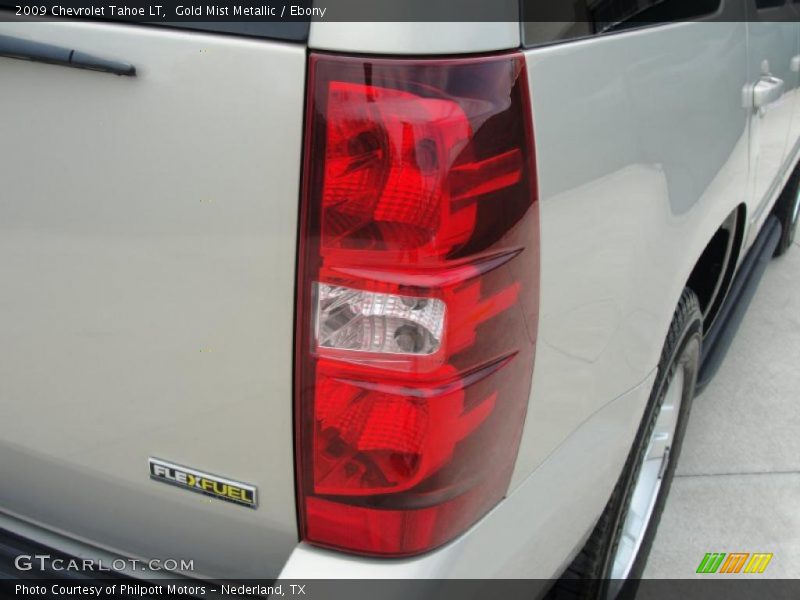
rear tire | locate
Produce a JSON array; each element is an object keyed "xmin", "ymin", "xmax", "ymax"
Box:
[
  {"xmin": 548, "ymin": 289, "xmax": 703, "ymax": 599},
  {"xmin": 773, "ymin": 166, "xmax": 800, "ymax": 257}
]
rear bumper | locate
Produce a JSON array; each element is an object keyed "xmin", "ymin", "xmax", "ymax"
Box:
[
  {"xmin": 0, "ymin": 513, "xmax": 187, "ymax": 582},
  {"xmin": 0, "ymin": 527, "xmax": 123, "ymax": 581}
]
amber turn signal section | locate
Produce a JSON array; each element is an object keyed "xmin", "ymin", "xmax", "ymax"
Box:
[{"xmin": 295, "ymin": 51, "xmax": 539, "ymax": 556}]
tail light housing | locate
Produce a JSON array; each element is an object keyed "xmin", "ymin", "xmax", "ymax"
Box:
[{"xmin": 295, "ymin": 51, "xmax": 539, "ymax": 557}]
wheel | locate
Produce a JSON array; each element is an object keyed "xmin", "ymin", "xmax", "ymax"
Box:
[
  {"xmin": 773, "ymin": 166, "xmax": 800, "ymax": 257},
  {"xmin": 548, "ymin": 289, "xmax": 703, "ymax": 600}
]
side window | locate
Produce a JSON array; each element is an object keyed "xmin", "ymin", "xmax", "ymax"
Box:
[
  {"xmin": 523, "ymin": 0, "xmax": 723, "ymax": 46},
  {"xmin": 755, "ymin": 0, "xmax": 787, "ymax": 7}
]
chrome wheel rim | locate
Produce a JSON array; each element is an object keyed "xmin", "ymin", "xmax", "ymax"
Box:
[
  {"xmin": 791, "ymin": 188, "xmax": 800, "ymax": 243},
  {"xmin": 608, "ymin": 367, "xmax": 685, "ymax": 588}
]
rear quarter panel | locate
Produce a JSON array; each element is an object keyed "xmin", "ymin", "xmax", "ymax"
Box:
[{"xmin": 512, "ymin": 21, "xmax": 749, "ymax": 485}]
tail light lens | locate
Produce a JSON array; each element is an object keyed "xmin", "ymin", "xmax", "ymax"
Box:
[{"xmin": 295, "ymin": 52, "xmax": 539, "ymax": 556}]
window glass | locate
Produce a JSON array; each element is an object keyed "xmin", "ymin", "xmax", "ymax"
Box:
[
  {"xmin": 755, "ymin": 0, "xmax": 787, "ymax": 8},
  {"xmin": 523, "ymin": 0, "xmax": 722, "ymax": 46}
]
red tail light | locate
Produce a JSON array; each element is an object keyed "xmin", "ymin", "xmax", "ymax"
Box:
[{"xmin": 295, "ymin": 52, "xmax": 539, "ymax": 557}]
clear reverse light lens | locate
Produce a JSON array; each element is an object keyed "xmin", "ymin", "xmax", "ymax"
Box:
[{"xmin": 314, "ymin": 283, "xmax": 445, "ymax": 356}]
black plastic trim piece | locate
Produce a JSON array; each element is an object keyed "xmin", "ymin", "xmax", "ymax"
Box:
[{"xmin": 695, "ymin": 215, "xmax": 782, "ymax": 394}]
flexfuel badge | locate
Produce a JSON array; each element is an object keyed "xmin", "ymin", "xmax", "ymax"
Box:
[{"xmin": 149, "ymin": 458, "xmax": 257, "ymax": 509}]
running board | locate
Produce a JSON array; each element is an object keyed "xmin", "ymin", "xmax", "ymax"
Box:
[{"xmin": 695, "ymin": 215, "xmax": 782, "ymax": 394}]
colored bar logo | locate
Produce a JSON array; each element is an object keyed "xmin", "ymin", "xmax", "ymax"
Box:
[{"xmin": 696, "ymin": 552, "xmax": 773, "ymax": 574}]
